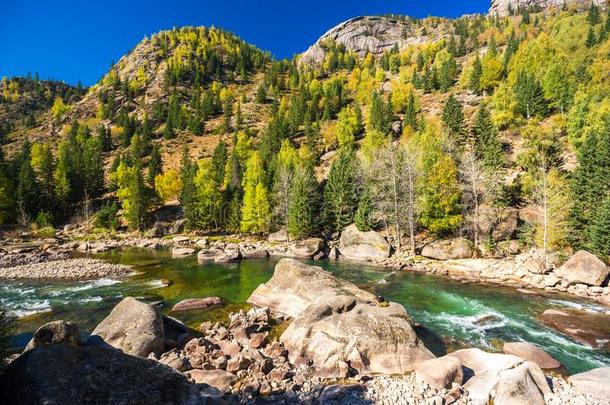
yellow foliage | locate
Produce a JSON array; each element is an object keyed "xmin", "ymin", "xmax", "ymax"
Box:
[{"xmin": 155, "ymin": 169, "xmax": 182, "ymax": 202}]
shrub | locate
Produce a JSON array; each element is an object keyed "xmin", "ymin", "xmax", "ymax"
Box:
[{"xmin": 95, "ymin": 202, "xmax": 119, "ymax": 230}]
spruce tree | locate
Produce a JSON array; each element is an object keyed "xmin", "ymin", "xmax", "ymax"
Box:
[
  {"xmin": 585, "ymin": 27, "xmax": 597, "ymax": 48},
  {"xmin": 179, "ymin": 147, "xmax": 197, "ymax": 228},
  {"xmin": 288, "ymin": 162, "xmax": 320, "ymax": 239},
  {"xmin": 469, "ymin": 56, "xmax": 482, "ymax": 94},
  {"xmin": 472, "ymin": 105, "xmax": 503, "ymax": 169},
  {"xmin": 369, "ymin": 91, "xmax": 394, "ymax": 136},
  {"xmin": 590, "ymin": 194, "xmax": 610, "ymax": 261},
  {"xmin": 147, "ymin": 143, "xmax": 162, "ymax": 186},
  {"xmin": 354, "ymin": 188, "xmax": 374, "ymax": 232},
  {"xmin": 514, "ymin": 72, "xmax": 548, "ymax": 119},
  {"xmin": 404, "ymin": 90, "xmax": 418, "ymax": 130},
  {"xmin": 211, "ymin": 141, "xmax": 228, "ymax": 186},
  {"xmin": 116, "ymin": 161, "xmax": 149, "ymax": 231},
  {"xmin": 442, "ymin": 95, "xmax": 466, "ymax": 144},
  {"xmin": 16, "ymin": 141, "xmax": 39, "ymax": 224},
  {"xmin": 323, "ymin": 148, "xmax": 358, "ymax": 233}
]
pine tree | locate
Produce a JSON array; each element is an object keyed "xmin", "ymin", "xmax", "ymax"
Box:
[
  {"xmin": 590, "ymin": 194, "xmax": 610, "ymax": 261},
  {"xmin": 255, "ymin": 84, "xmax": 267, "ymax": 103},
  {"xmin": 354, "ymin": 188, "xmax": 374, "ymax": 231},
  {"xmin": 147, "ymin": 143, "xmax": 163, "ymax": 186},
  {"xmin": 469, "ymin": 56, "xmax": 482, "ymax": 94},
  {"xmin": 472, "ymin": 105, "xmax": 503, "ymax": 169},
  {"xmin": 288, "ymin": 162, "xmax": 320, "ymax": 239},
  {"xmin": 368, "ymin": 91, "xmax": 394, "ymax": 136},
  {"xmin": 442, "ymin": 95, "xmax": 466, "ymax": 144},
  {"xmin": 514, "ymin": 72, "xmax": 548, "ymax": 119},
  {"xmin": 588, "ymin": 3, "xmax": 601, "ymax": 25},
  {"xmin": 179, "ymin": 147, "xmax": 197, "ymax": 228},
  {"xmin": 96, "ymin": 125, "xmax": 111, "ymax": 152},
  {"xmin": 585, "ymin": 27, "xmax": 597, "ymax": 48},
  {"xmin": 211, "ymin": 141, "xmax": 228, "ymax": 186},
  {"xmin": 404, "ymin": 90, "xmax": 418, "ymax": 130},
  {"xmin": 16, "ymin": 141, "xmax": 39, "ymax": 224},
  {"xmin": 323, "ymin": 148, "xmax": 358, "ymax": 233}
]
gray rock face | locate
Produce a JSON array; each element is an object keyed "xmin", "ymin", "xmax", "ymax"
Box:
[
  {"xmin": 24, "ymin": 320, "xmax": 81, "ymax": 351},
  {"xmin": 489, "ymin": 0, "xmax": 606, "ymax": 16},
  {"xmin": 0, "ymin": 345, "xmax": 199, "ymax": 405},
  {"xmin": 555, "ymin": 250, "xmax": 609, "ymax": 286},
  {"xmin": 248, "ymin": 259, "xmax": 433, "ymax": 375},
  {"xmin": 338, "ymin": 224, "xmax": 390, "ymax": 262},
  {"xmin": 568, "ymin": 367, "xmax": 610, "ymax": 398},
  {"xmin": 91, "ymin": 297, "xmax": 165, "ymax": 357},
  {"xmin": 421, "ymin": 238, "xmax": 474, "ymax": 260},
  {"xmin": 247, "ymin": 258, "xmax": 377, "ymax": 318},
  {"xmin": 301, "ymin": 16, "xmax": 445, "ymax": 64}
]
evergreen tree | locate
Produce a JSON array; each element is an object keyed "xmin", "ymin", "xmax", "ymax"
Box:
[
  {"xmin": 179, "ymin": 147, "xmax": 198, "ymax": 228},
  {"xmin": 288, "ymin": 162, "xmax": 320, "ymax": 239},
  {"xmin": 368, "ymin": 91, "xmax": 395, "ymax": 136},
  {"xmin": 116, "ymin": 161, "xmax": 149, "ymax": 231},
  {"xmin": 354, "ymin": 188, "xmax": 374, "ymax": 231},
  {"xmin": 514, "ymin": 72, "xmax": 548, "ymax": 119},
  {"xmin": 16, "ymin": 141, "xmax": 39, "ymax": 224},
  {"xmin": 588, "ymin": 3, "xmax": 601, "ymax": 25},
  {"xmin": 442, "ymin": 95, "xmax": 466, "ymax": 144},
  {"xmin": 147, "ymin": 143, "xmax": 163, "ymax": 186},
  {"xmin": 192, "ymin": 160, "xmax": 224, "ymax": 229},
  {"xmin": 472, "ymin": 105, "xmax": 503, "ymax": 169},
  {"xmin": 469, "ymin": 56, "xmax": 482, "ymax": 94},
  {"xmin": 590, "ymin": 195, "xmax": 610, "ymax": 261},
  {"xmin": 323, "ymin": 148, "xmax": 358, "ymax": 233},
  {"xmin": 585, "ymin": 27, "xmax": 597, "ymax": 48},
  {"xmin": 211, "ymin": 141, "xmax": 228, "ymax": 186},
  {"xmin": 404, "ymin": 90, "xmax": 419, "ymax": 130},
  {"xmin": 96, "ymin": 125, "xmax": 112, "ymax": 152},
  {"xmin": 255, "ymin": 84, "xmax": 267, "ymax": 103}
]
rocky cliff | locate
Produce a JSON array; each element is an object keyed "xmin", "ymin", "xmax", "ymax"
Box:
[
  {"xmin": 489, "ymin": 0, "xmax": 606, "ymax": 16},
  {"xmin": 300, "ymin": 16, "xmax": 449, "ymax": 64}
]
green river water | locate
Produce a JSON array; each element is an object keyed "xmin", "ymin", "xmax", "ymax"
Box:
[{"xmin": 2, "ymin": 248, "xmax": 609, "ymax": 374}]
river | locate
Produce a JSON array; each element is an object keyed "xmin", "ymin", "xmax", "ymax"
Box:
[{"xmin": 1, "ymin": 248, "xmax": 609, "ymax": 374}]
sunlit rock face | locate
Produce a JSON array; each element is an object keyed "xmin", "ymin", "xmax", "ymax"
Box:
[{"xmin": 489, "ymin": 0, "xmax": 606, "ymax": 17}]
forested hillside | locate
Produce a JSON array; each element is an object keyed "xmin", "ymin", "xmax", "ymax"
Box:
[{"xmin": 1, "ymin": 1, "xmax": 610, "ymax": 261}]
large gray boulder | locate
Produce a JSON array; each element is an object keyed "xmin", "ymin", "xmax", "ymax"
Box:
[
  {"xmin": 555, "ymin": 250, "xmax": 609, "ymax": 286},
  {"xmin": 568, "ymin": 367, "xmax": 610, "ymax": 398},
  {"xmin": 91, "ymin": 297, "xmax": 165, "ymax": 357},
  {"xmin": 421, "ymin": 238, "xmax": 474, "ymax": 260},
  {"xmin": 338, "ymin": 224, "xmax": 390, "ymax": 262},
  {"xmin": 248, "ymin": 259, "xmax": 434, "ymax": 375},
  {"xmin": 247, "ymin": 258, "xmax": 377, "ymax": 318},
  {"xmin": 24, "ymin": 320, "xmax": 81, "ymax": 352},
  {"xmin": 0, "ymin": 345, "xmax": 200, "ymax": 404}
]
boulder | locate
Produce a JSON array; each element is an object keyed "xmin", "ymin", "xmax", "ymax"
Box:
[
  {"xmin": 568, "ymin": 367, "xmax": 610, "ymax": 398},
  {"xmin": 447, "ymin": 348, "xmax": 523, "ymax": 374},
  {"xmin": 268, "ymin": 228, "xmax": 288, "ymax": 242},
  {"xmin": 241, "ymin": 247, "xmax": 269, "ymax": 259},
  {"xmin": 91, "ymin": 297, "xmax": 165, "ymax": 357},
  {"xmin": 288, "ymin": 238, "xmax": 324, "ymax": 258},
  {"xmin": 159, "ymin": 349, "xmax": 191, "ymax": 372},
  {"xmin": 415, "ymin": 355, "xmax": 463, "ymax": 389},
  {"xmin": 185, "ymin": 369, "xmax": 236, "ymax": 390},
  {"xmin": 539, "ymin": 308, "xmax": 610, "ymax": 350},
  {"xmin": 493, "ymin": 361, "xmax": 549, "ymax": 405},
  {"xmin": 502, "ymin": 342, "xmax": 561, "ymax": 369},
  {"xmin": 172, "ymin": 297, "xmax": 223, "ymax": 311},
  {"xmin": 172, "ymin": 247, "xmax": 195, "ymax": 258},
  {"xmin": 0, "ymin": 345, "xmax": 199, "ymax": 404},
  {"xmin": 197, "ymin": 248, "xmax": 224, "ymax": 263},
  {"xmin": 214, "ymin": 250, "xmax": 241, "ymax": 263},
  {"xmin": 247, "ymin": 258, "xmax": 377, "ymax": 318},
  {"xmin": 24, "ymin": 320, "xmax": 81, "ymax": 351},
  {"xmin": 338, "ymin": 224, "xmax": 390, "ymax": 262},
  {"xmin": 248, "ymin": 259, "xmax": 433, "ymax": 374},
  {"xmin": 421, "ymin": 238, "xmax": 474, "ymax": 260},
  {"xmin": 172, "ymin": 235, "xmax": 191, "ymax": 245},
  {"xmin": 281, "ymin": 297, "xmax": 434, "ymax": 375},
  {"xmin": 555, "ymin": 250, "xmax": 609, "ymax": 286}
]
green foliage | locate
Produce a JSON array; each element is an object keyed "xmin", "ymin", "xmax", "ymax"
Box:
[
  {"xmin": 368, "ymin": 91, "xmax": 395, "ymax": 136},
  {"xmin": 192, "ymin": 160, "xmax": 224, "ymax": 229},
  {"xmin": 590, "ymin": 194, "xmax": 610, "ymax": 262},
  {"xmin": 179, "ymin": 147, "xmax": 198, "ymax": 229},
  {"xmin": 241, "ymin": 152, "xmax": 270, "ymax": 233},
  {"xmin": 288, "ymin": 161, "xmax": 320, "ymax": 239},
  {"xmin": 403, "ymin": 90, "xmax": 419, "ymax": 130},
  {"xmin": 472, "ymin": 105, "xmax": 503, "ymax": 169},
  {"xmin": 16, "ymin": 142, "xmax": 39, "ymax": 223},
  {"xmin": 442, "ymin": 95, "xmax": 465, "ymax": 144},
  {"xmin": 0, "ymin": 307, "xmax": 14, "ymax": 370},
  {"xmin": 354, "ymin": 188, "xmax": 374, "ymax": 231},
  {"xmin": 155, "ymin": 169, "xmax": 182, "ymax": 203},
  {"xmin": 335, "ymin": 106, "xmax": 362, "ymax": 149},
  {"xmin": 468, "ymin": 55, "xmax": 482, "ymax": 94},
  {"xmin": 323, "ymin": 148, "xmax": 358, "ymax": 233},
  {"xmin": 514, "ymin": 71, "xmax": 548, "ymax": 119},
  {"xmin": 95, "ymin": 202, "xmax": 119, "ymax": 230},
  {"xmin": 116, "ymin": 161, "xmax": 150, "ymax": 231},
  {"xmin": 147, "ymin": 143, "xmax": 163, "ymax": 186}
]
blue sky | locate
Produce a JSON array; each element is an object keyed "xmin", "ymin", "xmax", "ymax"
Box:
[{"xmin": 0, "ymin": 0, "xmax": 489, "ymax": 86}]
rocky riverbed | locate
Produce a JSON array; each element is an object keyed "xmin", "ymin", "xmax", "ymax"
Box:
[
  {"xmin": 0, "ymin": 258, "xmax": 132, "ymax": 279},
  {"xmin": 1, "ymin": 258, "xmax": 609, "ymax": 404}
]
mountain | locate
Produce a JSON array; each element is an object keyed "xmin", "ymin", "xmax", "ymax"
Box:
[{"xmin": 489, "ymin": 0, "xmax": 606, "ymax": 16}]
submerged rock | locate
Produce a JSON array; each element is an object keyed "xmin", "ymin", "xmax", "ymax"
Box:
[
  {"xmin": 90, "ymin": 297, "xmax": 165, "ymax": 357},
  {"xmin": 0, "ymin": 345, "xmax": 199, "ymax": 404},
  {"xmin": 172, "ymin": 297, "xmax": 223, "ymax": 311},
  {"xmin": 338, "ymin": 224, "xmax": 390, "ymax": 262},
  {"xmin": 539, "ymin": 308, "xmax": 610, "ymax": 351}
]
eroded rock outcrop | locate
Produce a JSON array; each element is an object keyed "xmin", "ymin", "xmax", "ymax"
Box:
[
  {"xmin": 421, "ymin": 238, "xmax": 474, "ymax": 260},
  {"xmin": 489, "ymin": 0, "xmax": 606, "ymax": 17},
  {"xmin": 539, "ymin": 308, "xmax": 610, "ymax": 350},
  {"xmin": 568, "ymin": 367, "xmax": 610, "ymax": 398}
]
